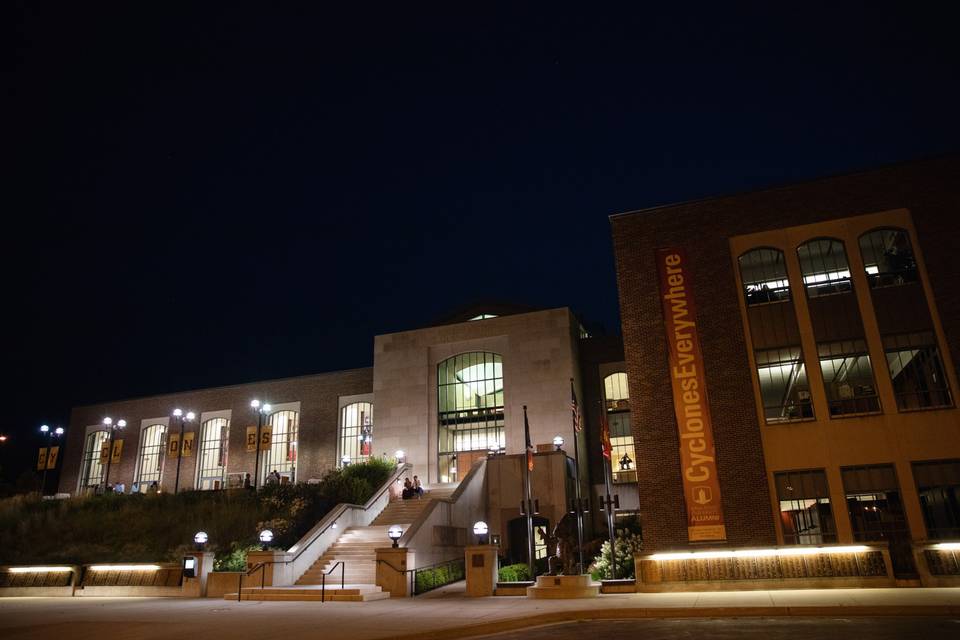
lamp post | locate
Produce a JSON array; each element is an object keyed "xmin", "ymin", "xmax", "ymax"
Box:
[
  {"xmin": 172, "ymin": 409, "xmax": 196, "ymax": 494},
  {"xmin": 194, "ymin": 531, "xmax": 208, "ymax": 551},
  {"xmin": 251, "ymin": 400, "xmax": 272, "ymax": 490},
  {"xmin": 38, "ymin": 425, "xmax": 65, "ymax": 496},
  {"xmin": 387, "ymin": 524, "xmax": 403, "ymax": 548},
  {"xmin": 102, "ymin": 417, "xmax": 126, "ymax": 492},
  {"xmin": 258, "ymin": 529, "xmax": 274, "ymax": 550}
]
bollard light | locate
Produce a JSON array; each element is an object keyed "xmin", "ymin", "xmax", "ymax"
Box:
[
  {"xmin": 387, "ymin": 524, "xmax": 403, "ymax": 548},
  {"xmin": 194, "ymin": 531, "xmax": 208, "ymax": 551},
  {"xmin": 553, "ymin": 435, "xmax": 564, "ymax": 451},
  {"xmin": 473, "ymin": 521, "xmax": 489, "ymax": 545},
  {"xmin": 259, "ymin": 529, "xmax": 274, "ymax": 550}
]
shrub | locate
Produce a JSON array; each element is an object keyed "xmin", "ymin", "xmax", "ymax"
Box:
[
  {"xmin": 589, "ymin": 527, "xmax": 643, "ymax": 580},
  {"xmin": 497, "ymin": 563, "xmax": 531, "ymax": 582}
]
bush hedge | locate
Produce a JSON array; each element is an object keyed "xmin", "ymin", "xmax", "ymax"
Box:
[
  {"xmin": 0, "ymin": 458, "xmax": 394, "ymax": 567},
  {"xmin": 497, "ymin": 562, "xmax": 531, "ymax": 582}
]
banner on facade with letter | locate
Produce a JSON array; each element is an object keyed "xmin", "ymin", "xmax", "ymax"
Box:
[
  {"xmin": 259, "ymin": 426, "xmax": 272, "ymax": 451},
  {"xmin": 181, "ymin": 432, "xmax": 195, "ymax": 457},
  {"xmin": 47, "ymin": 446, "xmax": 59, "ymax": 469},
  {"xmin": 246, "ymin": 426, "xmax": 257, "ymax": 452},
  {"xmin": 111, "ymin": 439, "xmax": 123, "ymax": 463},
  {"xmin": 100, "ymin": 442, "xmax": 111, "ymax": 464},
  {"xmin": 656, "ymin": 247, "xmax": 727, "ymax": 542},
  {"xmin": 37, "ymin": 448, "xmax": 47, "ymax": 470},
  {"xmin": 168, "ymin": 433, "xmax": 180, "ymax": 458}
]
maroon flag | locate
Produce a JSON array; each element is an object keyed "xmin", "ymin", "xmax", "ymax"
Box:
[
  {"xmin": 524, "ymin": 406, "xmax": 534, "ymax": 471},
  {"xmin": 600, "ymin": 409, "xmax": 612, "ymax": 460},
  {"xmin": 570, "ymin": 380, "xmax": 582, "ymax": 432}
]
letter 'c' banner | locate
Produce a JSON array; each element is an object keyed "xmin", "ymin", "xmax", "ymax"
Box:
[{"xmin": 656, "ymin": 247, "xmax": 727, "ymax": 542}]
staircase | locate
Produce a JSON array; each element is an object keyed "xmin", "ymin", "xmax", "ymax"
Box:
[{"xmin": 296, "ymin": 487, "xmax": 456, "ymax": 587}]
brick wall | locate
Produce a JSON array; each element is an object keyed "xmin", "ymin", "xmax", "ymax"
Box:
[
  {"xmin": 59, "ymin": 367, "xmax": 373, "ymax": 494},
  {"xmin": 611, "ymin": 156, "xmax": 960, "ymax": 550}
]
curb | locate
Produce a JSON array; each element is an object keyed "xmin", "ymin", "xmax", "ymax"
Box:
[{"xmin": 372, "ymin": 605, "xmax": 960, "ymax": 640}]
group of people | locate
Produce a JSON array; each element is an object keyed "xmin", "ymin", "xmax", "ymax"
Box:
[{"xmin": 401, "ymin": 475, "xmax": 423, "ymax": 500}]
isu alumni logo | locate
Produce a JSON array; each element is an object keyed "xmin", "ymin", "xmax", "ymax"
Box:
[{"xmin": 656, "ymin": 247, "xmax": 727, "ymax": 542}]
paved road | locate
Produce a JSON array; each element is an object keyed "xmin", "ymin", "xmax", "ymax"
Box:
[{"xmin": 478, "ymin": 617, "xmax": 960, "ymax": 640}]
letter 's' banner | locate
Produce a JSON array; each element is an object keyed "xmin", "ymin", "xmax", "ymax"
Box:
[{"xmin": 656, "ymin": 247, "xmax": 727, "ymax": 542}]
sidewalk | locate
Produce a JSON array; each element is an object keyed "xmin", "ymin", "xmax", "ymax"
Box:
[{"xmin": 1, "ymin": 584, "xmax": 959, "ymax": 640}]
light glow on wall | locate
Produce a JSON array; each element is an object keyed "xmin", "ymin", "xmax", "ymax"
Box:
[
  {"xmin": 933, "ymin": 542, "xmax": 960, "ymax": 551},
  {"xmin": 88, "ymin": 564, "xmax": 162, "ymax": 572},
  {"xmin": 7, "ymin": 566, "xmax": 73, "ymax": 573},
  {"xmin": 648, "ymin": 545, "xmax": 871, "ymax": 561}
]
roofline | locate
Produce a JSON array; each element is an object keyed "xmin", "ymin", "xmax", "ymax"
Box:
[
  {"xmin": 608, "ymin": 152, "xmax": 959, "ymax": 221},
  {"xmin": 70, "ymin": 365, "xmax": 374, "ymax": 411},
  {"xmin": 374, "ymin": 306, "xmax": 575, "ymax": 338}
]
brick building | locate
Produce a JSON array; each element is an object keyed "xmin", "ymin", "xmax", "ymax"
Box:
[{"xmin": 611, "ymin": 156, "xmax": 960, "ymax": 576}]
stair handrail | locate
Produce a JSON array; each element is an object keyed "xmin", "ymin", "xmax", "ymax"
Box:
[
  {"xmin": 320, "ymin": 561, "xmax": 346, "ymax": 603},
  {"xmin": 398, "ymin": 457, "xmax": 485, "ymax": 548},
  {"xmin": 237, "ymin": 561, "xmax": 273, "ymax": 601},
  {"xmin": 286, "ymin": 462, "xmax": 412, "ymax": 561}
]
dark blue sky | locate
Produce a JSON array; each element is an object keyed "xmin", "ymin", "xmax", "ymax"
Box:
[{"xmin": 6, "ymin": 2, "xmax": 960, "ymax": 483}]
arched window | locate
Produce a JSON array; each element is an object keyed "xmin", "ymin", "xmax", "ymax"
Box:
[
  {"xmin": 738, "ymin": 248, "xmax": 791, "ymax": 305},
  {"xmin": 340, "ymin": 402, "xmax": 373, "ymax": 466},
  {"xmin": 797, "ymin": 238, "xmax": 852, "ymax": 297},
  {"xmin": 798, "ymin": 238, "xmax": 880, "ymax": 416},
  {"xmin": 197, "ymin": 417, "xmax": 229, "ymax": 490},
  {"xmin": 859, "ymin": 228, "xmax": 952, "ymax": 410},
  {"xmin": 438, "ymin": 352, "xmax": 504, "ymax": 483},
  {"xmin": 859, "ymin": 228, "xmax": 918, "ymax": 288},
  {"xmin": 603, "ymin": 372, "xmax": 636, "ymax": 483},
  {"xmin": 737, "ymin": 248, "xmax": 814, "ymax": 423},
  {"xmin": 263, "ymin": 410, "xmax": 298, "ymax": 484},
  {"xmin": 135, "ymin": 423, "xmax": 166, "ymax": 490},
  {"xmin": 80, "ymin": 430, "xmax": 110, "ymax": 491}
]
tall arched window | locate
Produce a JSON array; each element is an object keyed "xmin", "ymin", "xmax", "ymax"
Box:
[
  {"xmin": 798, "ymin": 238, "xmax": 880, "ymax": 416},
  {"xmin": 197, "ymin": 417, "xmax": 229, "ymax": 489},
  {"xmin": 80, "ymin": 430, "xmax": 110, "ymax": 491},
  {"xmin": 438, "ymin": 352, "xmax": 504, "ymax": 483},
  {"xmin": 135, "ymin": 423, "xmax": 166, "ymax": 490},
  {"xmin": 263, "ymin": 410, "xmax": 298, "ymax": 484},
  {"xmin": 603, "ymin": 372, "xmax": 636, "ymax": 483},
  {"xmin": 340, "ymin": 402, "xmax": 373, "ymax": 466},
  {"xmin": 737, "ymin": 248, "xmax": 813, "ymax": 423},
  {"xmin": 859, "ymin": 228, "xmax": 952, "ymax": 410}
]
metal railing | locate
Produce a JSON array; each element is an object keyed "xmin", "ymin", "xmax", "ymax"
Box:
[
  {"xmin": 237, "ymin": 561, "xmax": 273, "ymax": 601},
  {"xmin": 320, "ymin": 561, "xmax": 345, "ymax": 602}
]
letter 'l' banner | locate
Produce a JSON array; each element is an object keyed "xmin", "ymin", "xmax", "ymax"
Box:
[{"xmin": 656, "ymin": 247, "xmax": 727, "ymax": 542}]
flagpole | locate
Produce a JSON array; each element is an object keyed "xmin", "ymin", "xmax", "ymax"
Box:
[
  {"xmin": 603, "ymin": 446, "xmax": 617, "ymax": 579},
  {"xmin": 570, "ymin": 379, "xmax": 585, "ymax": 574},
  {"xmin": 523, "ymin": 405, "xmax": 535, "ymax": 580}
]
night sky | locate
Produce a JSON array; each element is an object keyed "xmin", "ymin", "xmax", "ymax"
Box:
[{"xmin": 7, "ymin": 3, "xmax": 960, "ymax": 485}]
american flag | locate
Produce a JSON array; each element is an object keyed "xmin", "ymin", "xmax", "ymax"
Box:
[{"xmin": 570, "ymin": 380, "xmax": 582, "ymax": 432}]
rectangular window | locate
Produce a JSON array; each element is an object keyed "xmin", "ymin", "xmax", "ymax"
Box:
[
  {"xmin": 913, "ymin": 460, "xmax": 960, "ymax": 540},
  {"xmin": 842, "ymin": 464, "xmax": 916, "ymax": 577},
  {"xmin": 197, "ymin": 418, "xmax": 229, "ymax": 490},
  {"xmin": 883, "ymin": 332, "xmax": 953, "ymax": 410},
  {"xmin": 775, "ymin": 469, "xmax": 837, "ymax": 544},
  {"xmin": 609, "ymin": 412, "xmax": 636, "ymax": 484},
  {"xmin": 755, "ymin": 347, "xmax": 814, "ymax": 423},
  {"xmin": 818, "ymin": 339, "xmax": 881, "ymax": 416}
]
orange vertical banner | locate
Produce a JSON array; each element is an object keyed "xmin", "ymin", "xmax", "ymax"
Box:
[
  {"xmin": 37, "ymin": 448, "xmax": 48, "ymax": 471},
  {"xmin": 656, "ymin": 247, "xmax": 727, "ymax": 542},
  {"xmin": 47, "ymin": 446, "xmax": 60, "ymax": 470}
]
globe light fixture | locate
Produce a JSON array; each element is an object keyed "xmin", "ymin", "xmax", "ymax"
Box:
[
  {"xmin": 103, "ymin": 417, "xmax": 113, "ymax": 426},
  {"xmin": 262, "ymin": 404, "xmax": 272, "ymax": 413},
  {"xmin": 40, "ymin": 425, "xmax": 50, "ymax": 433},
  {"xmin": 185, "ymin": 411, "xmax": 196, "ymax": 421},
  {"xmin": 55, "ymin": 427, "xmax": 64, "ymax": 436},
  {"xmin": 553, "ymin": 435, "xmax": 564, "ymax": 451},
  {"xmin": 473, "ymin": 521, "xmax": 489, "ymax": 545},
  {"xmin": 387, "ymin": 524, "xmax": 403, "ymax": 548},
  {"xmin": 116, "ymin": 419, "xmax": 127, "ymax": 428},
  {"xmin": 0, "ymin": 435, "xmax": 7, "ymax": 443},
  {"xmin": 259, "ymin": 529, "xmax": 274, "ymax": 549},
  {"xmin": 250, "ymin": 399, "xmax": 260, "ymax": 409},
  {"xmin": 194, "ymin": 531, "xmax": 208, "ymax": 550},
  {"xmin": 173, "ymin": 408, "xmax": 183, "ymax": 417},
  {"xmin": 395, "ymin": 450, "xmax": 405, "ymax": 463},
  {"xmin": 341, "ymin": 455, "xmax": 351, "ymax": 467}
]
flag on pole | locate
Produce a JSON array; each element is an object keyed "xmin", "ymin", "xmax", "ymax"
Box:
[
  {"xmin": 523, "ymin": 405, "xmax": 534, "ymax": 471},
  {"xmin": 570, "ymin": 379, "xmax": 582, "ymax": 432},
  {"xmin": 600, "ymin": 408, "xmax": 612, "ymax": 459}
]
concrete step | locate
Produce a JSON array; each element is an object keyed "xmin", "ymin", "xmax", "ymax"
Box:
[{"xmin": 227, "ymin": 585, "xmax": 390, "ymax": 601}]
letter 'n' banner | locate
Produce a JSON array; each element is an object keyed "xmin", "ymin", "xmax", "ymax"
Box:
[{"xmin": 656, "ymin": 247, "xmax": 727, "ymax": 542}]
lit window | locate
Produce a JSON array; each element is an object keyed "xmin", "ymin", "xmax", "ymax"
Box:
[
  {"xmin": 818, "ymin": 340, "xmax": 881, "ymax": 415},
  {"xmin": 438, "ymin": 352, "xmax": 504, "ymax": 482},
  {"xmin": 739, "ymin": 248, "xmax": 791, "ymax": 305},
  {"xmin": 797, "ymin": 238, "xmax": 852, "ymax": 298},
  {"xmin": 80, "ymin": 430, "xmax": 110, "ymax": 490},
  {"xmin": 884, "ymin": 332, "xmax": 952, "ymax": 410},
  {"xmin": 197, "ymin": 417, "xmax": 229, "ymax": 490},
  {"xmin": 755, "ymin": 348, "xmax": 813, "ymax": 422},
  {"xmin": 262, "ymin": 410, "xmax": 298, "ymax": 484},
  {"xmin": 339, "ymin": 402, "xmax": 373, "ymax": 466},
  {"xmin": 775, "ymin": 470, "xmax": 837, "ymax": 544},
  {"xmin": 859, "ymin": 228, "xmax": 918, "ymax": 288},
  {"xmin": 135, "ymin": 424, "xmax": 166, "ymax": 490},
  {"xmin": 841, "ymin": 464, "xmax": 915, "ymax": 577},
  {"xmin": 468, "ymin": 314, "xmax": 498, "ymax": 321},
  {"xmin": 603, "ymin": 372, "xmax": 635, "ymax": 483}
]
